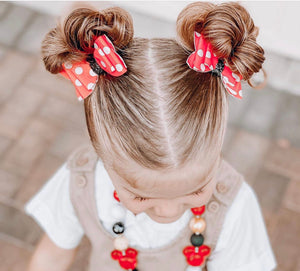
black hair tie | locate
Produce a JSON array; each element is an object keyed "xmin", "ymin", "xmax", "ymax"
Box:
[
  {"xmin": 211, "ymin": 59, "xmax": 225, "ymax": 78},
  {"xmin": 86, "ymin": 54, "xmax": 106, "ymax": 76}
]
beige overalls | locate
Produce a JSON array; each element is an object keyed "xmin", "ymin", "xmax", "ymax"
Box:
[{"xmin": 67, "ymin": 144, "xmax": 243, "ymax": 271}]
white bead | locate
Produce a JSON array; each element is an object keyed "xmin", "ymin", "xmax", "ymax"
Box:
[
  {"xmin": 111, "ymin": 206, "xmax": 126, "ymax": 221},
  {"xmin": 185, "ymin": 266, "xmax": 202, "ymax": 271},
  {"xmin": 114, "ymin": 236, "xmax": 128, "ymax": 251}
]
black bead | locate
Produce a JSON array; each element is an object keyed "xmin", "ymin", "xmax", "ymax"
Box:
[
  {"xmin": 112, "ymin": 222, "xmax": 125, "ymax": 234},
  {"xmin": 190, "ymin": 233, "xmax": 204, "ymax": 247}
]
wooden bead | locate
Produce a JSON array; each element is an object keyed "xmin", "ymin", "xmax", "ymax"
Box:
[
  {"xmin": 189, "ymin": 217, "xmax": 206, "ymax": 234},
  {"xmin": 113, "ymin": 236, "xmax": 129, "ymax": 251}
]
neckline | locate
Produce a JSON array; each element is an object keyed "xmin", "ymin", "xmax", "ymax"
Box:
[{"xmin": 88, "ymin": 159, "xmax": 193, "ymax": 254}]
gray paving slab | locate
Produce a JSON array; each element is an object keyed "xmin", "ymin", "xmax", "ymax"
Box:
[
  {"xmin": 227, "ymin": 83, "xmax": 253, "ymax": 126},
  {"xmin": 0, "ymin": 1, "xmax": 10, "ymax": 19},
  {"xmin": 15, "ymin": 12, "xmax": 55, "ymax": 54},
  {"xmin": 272, "ymin": 94, "xmax": 300, "ymax": 147},
  {"xmin": 252, "ymin": 168, "xmax": 290, "ymax": 213},
  {"xmin": 237, "ymin": 86, "xmax": 286, "ymax": 137},
  {"xmin": 223, "ymin": 130, "xmax": 271, "ymax": 185},
  {"xmin": 0, "ymin": 50, "xmax": 36, "ymax": 105},
  {"xmin": 0, "ymin": 4, "xmax": 34, "ymax": 47},
  {"xmin": 0, "ymin": 202, "xmax": 42, "ymax": 248},
  {"xmin": 0, "ymin": 169, "xmax": 22, "ymax": 198}
]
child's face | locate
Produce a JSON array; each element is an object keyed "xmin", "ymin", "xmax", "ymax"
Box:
[{"xmin": 104, "ymin": 160, "xmax": 218, "ymax": 224}]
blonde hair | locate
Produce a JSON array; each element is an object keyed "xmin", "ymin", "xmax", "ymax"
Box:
[{"xmin": 41, "ymin": 2, "xmax": 265, "ymax": 174}]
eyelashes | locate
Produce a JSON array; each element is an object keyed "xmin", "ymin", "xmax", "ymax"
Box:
[
  {"xmin": 133, "ymin": 188, "xmax": 205, "ymax": 202},
  {"xmin": 134, "ymin": 196, "xmax": 148, "ymax": 202}
]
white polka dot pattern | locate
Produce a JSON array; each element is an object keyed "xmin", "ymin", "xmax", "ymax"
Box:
[
  {"xmin": 89, "ymin": 69, "xmax": 97, "ymax": 77},
  {"xmin": 103, "ymin": 46, "xmax": 110, "ymax": 54},
  {"xmin": 197, "ymin": 49, "xmax": 203, "ymax": 57},
  {"xmin": 87, "ymin": 83, "xmax": 95, "ymax": 90},
  {"xmin": 98, "ymin": 49, "xmax": 105, "ymax": 56},
  {"xmin": 116, "ymin": 64, "xmax": 123, "ymax": 72},
  {"xmin": 75, "ymin": 79, "xmax": 82, "ymax": 86},
  {"xmin": 186, "ymin": 31, "xmax": 243, "ymax": 99},
  {"xmin": 93, "ymin": 34, "xmax": 127, "ymax": 77},
  {"xmin": 60, "ymin": 34, "xmax": 127, "ymax": 101},
  {"xmin": 75, "ymin": 67, "xmax": 83, "ymax": 75},
  {"xmin": 65, "ymin": 62, "xmax": 72, "ymax": 69}
]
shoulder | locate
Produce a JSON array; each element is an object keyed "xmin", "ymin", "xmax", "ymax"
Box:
[
  {"xmin": 215, "ymin": 164, "xmax": 264, "ymax": 247},
  {"xmin": 66, "ymin": 143, "xmax": 98, "ymax": 172},
  {"xmin": 24, "ymin": 161, "xmax": 85, "ymax": 249},
  {"xmin": 207, "ymin": 175, "xmax": 278, "ymax": 270}
]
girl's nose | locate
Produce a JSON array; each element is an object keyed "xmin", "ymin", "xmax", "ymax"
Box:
[{"xmin": 153, "ymin": 199, "xmax": 183, "ymax": 218}]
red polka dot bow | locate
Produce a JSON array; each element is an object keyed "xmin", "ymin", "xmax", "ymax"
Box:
[
  {"xmin": 60, "ymin": 34, "xmax": 127, "ymax": 101},
  {"xmin": 186, "ymin": 31, "xmax": 243, "ymax": 99}
]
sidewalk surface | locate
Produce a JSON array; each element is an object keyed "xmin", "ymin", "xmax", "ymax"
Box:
[{"xmin": 0, "ymin": 2, "xmax": 300, "ymax": 271}]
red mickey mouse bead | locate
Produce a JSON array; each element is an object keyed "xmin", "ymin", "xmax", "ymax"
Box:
[
  {"xmin": 191, "ymin": 206, "xmax": 205, "ymax": 216},
  {"xmin": 114, "ymin": 190, "xmax": 120, "ymax": 202},
  {"xmin": 183, "ymin": 245, "xmax": 211, "ymax": 267},
  {"xmin": 111, "ymin": 248, "xmax": 138, "ymax": 270}
]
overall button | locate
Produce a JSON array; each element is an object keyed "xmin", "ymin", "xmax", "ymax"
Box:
[
  {"xmin": 76, "ymin": 175, "xmax": 87, "ymax": 187},
  {"xmin": 207, "ymin": 201, "xmax": 219, "ymax": 213},
  {"xmin": 216, "ymin": 182, "xmax": 228, "ymax": 194},
  {"xmin": 76, "ymin": 155, "xmax": 89, "ymax": 166}
]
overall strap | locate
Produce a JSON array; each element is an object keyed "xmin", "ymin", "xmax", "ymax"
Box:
[
  {"xmin": 204, "ymin": 159, "xmax": 244, "ymax": 252},
  {"xmin": 66, "ymin": 144, "xmax": 101, "ymax": 232},
  {"xmin": 66, "ymin": 144, "xmax": 98, "ymax": 173}
]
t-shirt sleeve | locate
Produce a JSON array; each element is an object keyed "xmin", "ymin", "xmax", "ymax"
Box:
[
  {"xmin": 24, "ymin": 162, "xmax": 84, "ymax": 249},
  {"xmin": 206, "ymin": 181, "xmax": 278, "ymax": 271}
]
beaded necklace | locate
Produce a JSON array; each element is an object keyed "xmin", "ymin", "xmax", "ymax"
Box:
[{"xmin": 110, "ymin": 191, "xmax": 211, "ymax": 271}]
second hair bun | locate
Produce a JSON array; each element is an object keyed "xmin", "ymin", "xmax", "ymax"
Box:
[{"xmin": 176, "ymin": 1, "xmax": 265, "ymax": 81}]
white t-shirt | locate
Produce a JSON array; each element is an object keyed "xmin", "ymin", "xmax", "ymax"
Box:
[{"xmin": 25, "ymin": 159, "xmax": 277, "ymax": 271}]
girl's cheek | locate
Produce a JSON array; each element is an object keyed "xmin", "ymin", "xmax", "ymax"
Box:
[
  {"xmin": 187, "ymin": 189, "xmax": 214, "ymax": 207},
  {"xmin": 121, "ymin": 199, "xmax": 151, "ymax": 214}
]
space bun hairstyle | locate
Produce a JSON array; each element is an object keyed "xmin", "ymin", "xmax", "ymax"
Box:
[
  {"xmin": 40, "ymin": 2, "xmax": 266, "ymax": 182},
  {"xmin": 176, "ymin": 1, "xmax": 265, "ymax": 85},
  {"xmin": 41, "ymin": 6, "xmax": 134, "ymax": 74}
]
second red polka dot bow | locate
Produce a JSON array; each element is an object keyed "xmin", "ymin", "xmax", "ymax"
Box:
[
  {"xmin": 60, "ymin": 34, "xmax": 127, "ymax": 101},
  {"xmin": 186, "ymin": 31, "xmax": 243, "ymax": 99}
]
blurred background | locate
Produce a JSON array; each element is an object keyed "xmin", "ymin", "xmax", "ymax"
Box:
[{"xmin": 0, "ymin": 1, "xmax": 299, "ymax": 271}]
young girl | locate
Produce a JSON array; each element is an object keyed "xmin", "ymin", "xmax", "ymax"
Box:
[{"xmin": 25, "ymin": 2, "xmax": 277, "ymax": 271}]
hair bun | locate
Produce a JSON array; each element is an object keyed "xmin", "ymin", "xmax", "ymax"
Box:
[
  {"xmin": 176, "ymin": 1, "xmax": 265, "ymax": 82},
  {"xmin": 41, "ymin": 6, "xmax": 134, "ymax": 74}
]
